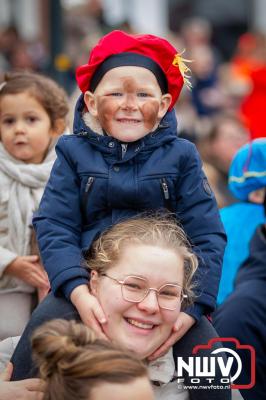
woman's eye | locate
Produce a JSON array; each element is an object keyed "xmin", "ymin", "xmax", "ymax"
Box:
[
  {"xmin": 160, "ymin": 291, "xmax": 177, "ymax": 298},
  {"xmin": 159, "ymin": 287, "xmax": 180, "ymax": 298},
  {"xmin": 124, "ymin": 283, "xmax": 141, "ymax": 290}
]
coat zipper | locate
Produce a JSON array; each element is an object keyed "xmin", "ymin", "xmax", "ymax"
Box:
[
  {"xmin": 85, "ymin": 176, "xmax": 94, "ymax": 192},
  {"xmin": 82, "ymin": 177, "xmax": 95, "ymax": 220},
  {"xmin": 160, "ymin": 178, "xmax": 170, "ymax": 200},
  {"xmin": 121, "ymin": 143, "xmax": 127, "ymax": 159},
  {"xmin": 160, "ymin": 178, "xmax": 173, "ymax": 212}
]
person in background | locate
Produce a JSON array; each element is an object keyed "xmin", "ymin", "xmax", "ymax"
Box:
[
  {"xmin": 32, "ymin": 318, "xmax": 154, "ymax": 400},
  {"xmin": 240, "ymin": 65, "xmax": 266, "ymax": 140},
  {"xmin": 0, "ymin": 317, "xmax": 154, "ymax": 400},
  {"xmin": 213, "ymin": 178, "xmax": 266, "ymax": 399},
  {"xmin": 198, "ymin": 113, "xmax": 249, "ymax": 208},
  {"xmin": 0, "ymin": 72, "xmax": 69, "ymax": 339},
  {"xmin": 218, "ymin": 138, "xmax": 266, "ymax": 304}
]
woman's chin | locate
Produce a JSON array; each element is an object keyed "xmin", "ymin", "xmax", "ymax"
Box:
[
  {"xmin": 126, "ymin": 342, "xmax": 155, "ymax": 359},
  {"xmin": 121, "ymin": 334, "xmax": 161, "ymax": 359}
]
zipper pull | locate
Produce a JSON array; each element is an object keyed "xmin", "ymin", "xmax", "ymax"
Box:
[
  {"xmin": 78, "ymin": 130, "xmax": 88, "ymax": 136},
  {"xmin": 161, "ymin": 178, "xmax": 170, "ymax": 200},
  {"xmin": 121, "ymin": 143, "xmax": 127, "ymax": 159},
  {"xmin": 85, "ymin": 176, "xmax": 94, "ymax": 192}
]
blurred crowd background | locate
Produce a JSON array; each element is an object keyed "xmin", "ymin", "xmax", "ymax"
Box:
[{"xmin": 0, "ymin": 0, "xmax": 266, "ymax": 209}]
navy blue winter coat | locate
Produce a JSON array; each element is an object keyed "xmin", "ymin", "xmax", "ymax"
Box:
[{"xmin": 33, "ymin": 96, "xmax": 226, "ymax": 321}]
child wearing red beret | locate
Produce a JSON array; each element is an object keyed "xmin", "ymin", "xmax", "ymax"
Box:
[{"xmin": 13, "ymin": 31, "xmax": 227, "ymax": 394}]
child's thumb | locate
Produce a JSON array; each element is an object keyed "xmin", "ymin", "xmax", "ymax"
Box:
[
  {"xmin": 0, "ymin": 362, "xmax": 13, "ymax": 381},
  {"xmin": 28, "ymin": 255, "xmax": 39, "ymax": 261},
  {"xmin": 173, "ymin": 318, "xmax": 183, "ymax": 332},
  {"xmin": 93, "ymin": 303, "xmax": 107, "ymax": 324}
]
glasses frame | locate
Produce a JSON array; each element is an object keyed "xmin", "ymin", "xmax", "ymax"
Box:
[{"xmin": 101, "ymin": 273, "xmax": 187, "ymax": 310}]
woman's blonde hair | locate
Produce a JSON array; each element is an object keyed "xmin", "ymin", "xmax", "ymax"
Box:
[
  {"xmin": 32, "ymin": 319, "xmax": 149, "ymax": 400},
  {"xmin": 86, "ymin": 215, "xmax": 198, "ymax": 305},
  {"xmin": 0, "ymin": 71, "xmax": 69, "ymax": 132}
]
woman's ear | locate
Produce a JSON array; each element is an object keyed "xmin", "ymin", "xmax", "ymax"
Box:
[
  {"xmin": 84, "ymin": 91, "xmax": 98, "ymax": 117},
  {"xmin": 158, "ymin": 93, "xmax": 172, "ymax": 119},
  {"xmin": 90, "ymin": 270, "xmax": 99, "ymax": 295}
]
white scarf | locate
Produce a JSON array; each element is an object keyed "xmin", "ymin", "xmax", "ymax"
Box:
[
  {"xmin": 149, "ymin": 349, "xmax": 189, "ymax": 400},
  {"xmin": 148, "ymin": 348, "xmax": 176, "ymax": 384},
  {"xmin": 0, "ymin": 142, "xmax": 56, "ymax": 256}
]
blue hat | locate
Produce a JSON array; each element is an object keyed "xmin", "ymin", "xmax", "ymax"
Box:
[{"xmin": 228, "ymin": 138, "xmax": 266, "ymax": 201}]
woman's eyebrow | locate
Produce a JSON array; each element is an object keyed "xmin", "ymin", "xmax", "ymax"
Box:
[{"xmin": 122, "ymin": 274, "xmax": 182, "ymax": 286}]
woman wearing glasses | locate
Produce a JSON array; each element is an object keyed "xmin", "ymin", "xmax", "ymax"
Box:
[
  {"xmin": 86, "ymin": 216, "xmax": 195, "ymax": 364},
  {"xmin": 9, "ymin": 216, "xmax": 230, "ymax": 399}
]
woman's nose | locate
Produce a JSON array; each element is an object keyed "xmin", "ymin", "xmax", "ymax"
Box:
[
  {"xmin": 121, "ymin": 93, "xmax": 138, "ymax": 111},
  {"xmin": 137, "ymin": 290, "xmax": 160, "ymax": 313}
]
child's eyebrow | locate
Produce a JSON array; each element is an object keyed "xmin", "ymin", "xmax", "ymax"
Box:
[{"xmin": 1, "ymin": 112, "xmax": 14, "ymax": 117}]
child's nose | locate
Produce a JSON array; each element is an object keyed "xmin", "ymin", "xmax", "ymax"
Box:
[
  {"xmin": 14, "ymin": 120, "xmax": 26, "ymax": 134},
  {"xmin": 122, "ymin": 93, "xmax": 138, "ymax": 111},
  {"xmin": 137, "ymin": 290, "xmax": 160, "ymax": 314}
]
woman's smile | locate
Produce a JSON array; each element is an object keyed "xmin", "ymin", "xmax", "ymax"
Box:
[{"xmin": 124, "ymin": 316, "xmax": 159, "ymax": 332}]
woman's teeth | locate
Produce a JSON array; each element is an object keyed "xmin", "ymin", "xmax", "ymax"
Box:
[{"xmin": 127, "ymin": 318, "xmax": 154, "ymax": 329}]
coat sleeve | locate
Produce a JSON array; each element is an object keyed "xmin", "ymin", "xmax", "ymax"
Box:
[
  {"xmin": 176, "ymin": 142, "xmax": 227, "ymax": 320},
  {"xmin": 33, "ymin": 136, "xmax": 89, "ymax": 299}
]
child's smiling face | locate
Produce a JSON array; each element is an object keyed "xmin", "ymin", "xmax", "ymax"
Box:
[{"xmin": 84, "ymin": 66, "xmax": 171, "ymax": 142}]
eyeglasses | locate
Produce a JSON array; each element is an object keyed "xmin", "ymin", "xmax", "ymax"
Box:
[{"xmin": 101, "ymin": 274, "xmax": 187, "ymax": 310}]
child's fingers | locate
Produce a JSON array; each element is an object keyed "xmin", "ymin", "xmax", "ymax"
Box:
[
  {"xmin": 92, "ymin": 301, "xmax": 107, "ymax": 325},
  {"xmin": 29, "ymin": 266, "xmax": 50, "ymax": 285},
  {"xmin": 25, "ymin": 378, "xmax": 46, "ymax": 392},
  {"xmin": 79, "ymin": 304, "xmax": 108, "ymax": 340},
  {"xmin": 24, "ymin": 255, "xmax": 39, "ymax": 262},
  {"xmin": 83, "ymin": 315, "xmax": 108, "ymax": 340},
  {"xmin": 0, "ymin": 362, "xmax": 13, "ymax": 381},
  {"xmin": 31, "ymin": 274, "xmax": 49, "ymax": 288}
]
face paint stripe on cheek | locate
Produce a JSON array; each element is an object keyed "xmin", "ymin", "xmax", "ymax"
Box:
[
  {"xmin": 97, "ymin": 97, "xmax": 119, "ymax": 133},
  {"xmin": 141, "ymin": 102, "xmax": 160, "ymax": 130}
]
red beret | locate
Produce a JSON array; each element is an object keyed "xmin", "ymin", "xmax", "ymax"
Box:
[{"xmin": 76, "ymin": 30, "xmax": 189, "ymax": 110}]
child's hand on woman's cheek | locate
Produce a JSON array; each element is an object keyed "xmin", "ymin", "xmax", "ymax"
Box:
[
  {"xmin": 147, "ymin": 312, "xmax": 196, "ymax": 361},
  {"xmin": 70, "ymin": 284, "xmax": 108, "ymax": 340}
]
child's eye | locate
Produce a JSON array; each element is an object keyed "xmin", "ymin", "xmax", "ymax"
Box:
[
  {"xmin": 137, "ymin": 92, "xmax": 150, "ymax": 98},
  {"xmin": 108, "ymin": 92, "xmax": 123, "ymax": 97},
  {"xmin": 2, "ymin": 117, "xmax": 15, "ymax": 125},
  {"xmin": 27, "ymin": 116, "xmax": 38, "ymax": 123}
]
